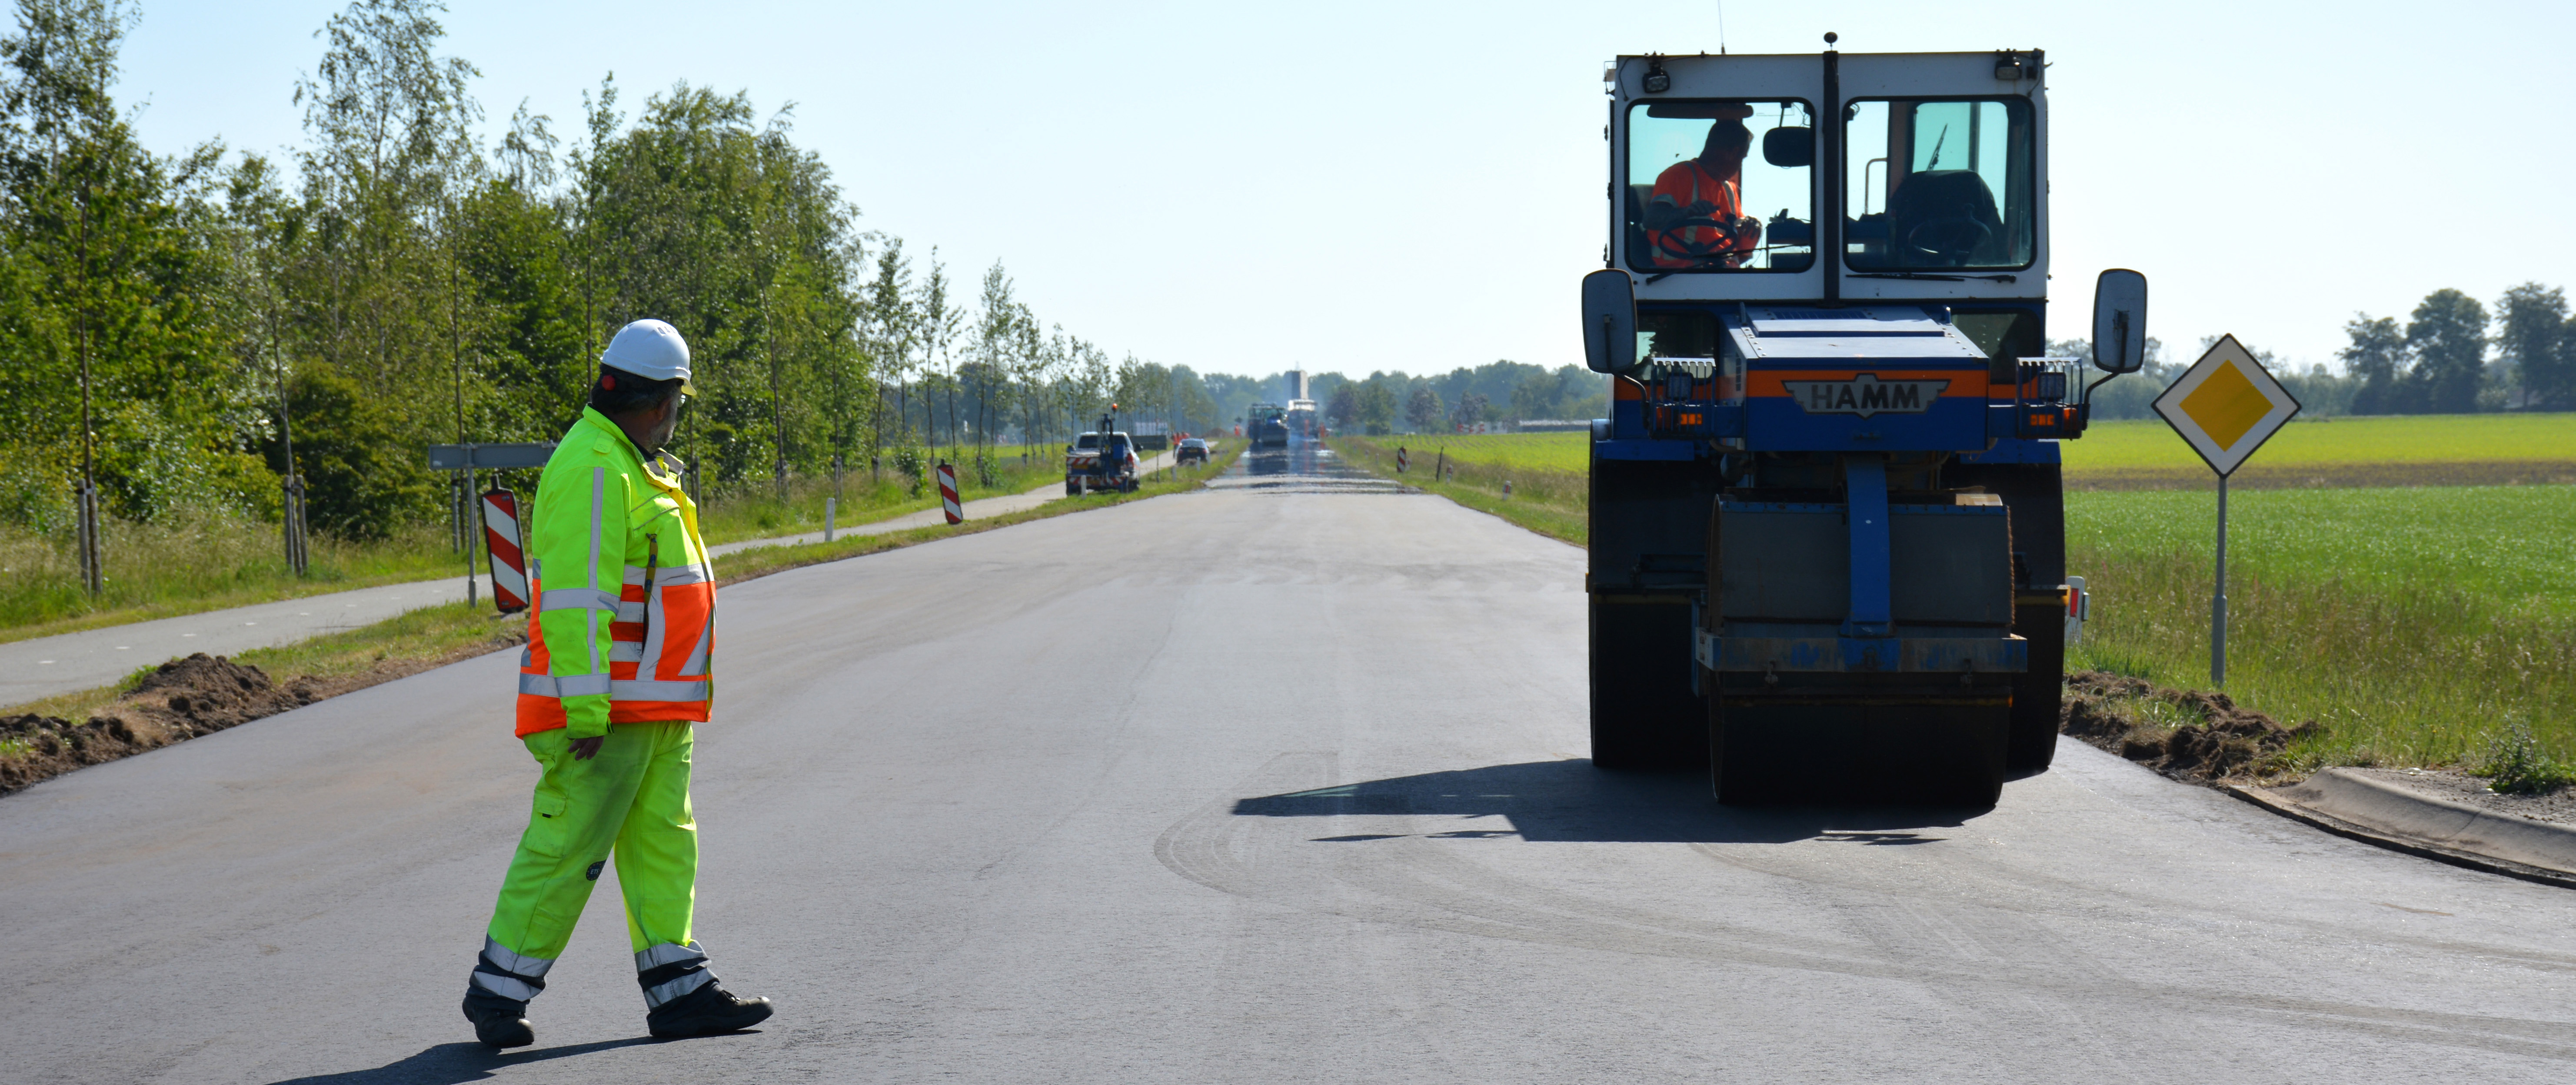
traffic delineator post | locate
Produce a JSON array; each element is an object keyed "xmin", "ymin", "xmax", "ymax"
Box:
[
  {"xmin": 937, "ymin": 463, "xmax": 963, "ymax": 525},
  {"xmin": 480, "ymin": 489, "xmax": 530, "ymax": 614},
  {"xmin": 1397, "ymin": 446, "xmax": 1409, "ymax": 473}
]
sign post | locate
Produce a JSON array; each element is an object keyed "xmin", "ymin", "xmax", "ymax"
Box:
[
  {"xmin": 2151, "ymin": 335, "xmax": 2300, "ymax": 687},
  {"xmin": 429, "ymin": 443, "xmax": 556, "ymax": 611}
]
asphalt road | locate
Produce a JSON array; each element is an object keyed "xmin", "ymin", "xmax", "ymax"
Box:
[{"xmin": 4, "ymin": 445, "xmax": 2573, "ymax": 1083}]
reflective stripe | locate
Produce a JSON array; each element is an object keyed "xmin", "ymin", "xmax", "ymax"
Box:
[
  {"xmin": 609, "ymin": 642, "xmax": 644, "ymax": 663},
  {"xmin": 520, "ymin": 672, "xmax": 613, "ymax": 698},
  {"xmin": 680, "ymin": 613, "xmax": 712, "ymax": 677},
  {"xmin": 541, "ymin": 587, "xmax": 623, "ymax": 613},
  {"xmin": 587, "ymin": 468, "xmax": 607, "ymax": 587},
  {"xmin": 635, "ymin": 941, "xmax": 706, "ymax": 971},
  {"xmin": 615, "ymin": 601, "xmax": 647, "ymax": 623},
  {"xmin": 642, "ymin": 969, "xmax": 711, "ymax": 1009},
  {"xmin": 652, "ymin": 565, "xmax": 712, "ymax": 587},
  {"xmin": 486, "ymin": 937, "xmax": 557, "ymax": 978},
  {"xmin": 621, "ymin": 565, "xmax": 650, "ymax": 586},
  {"xmin": 519, "ymin": 646, "xmax": 533, "ymax": 667},
  {"xmin": 472, "ymin": 971, "xmax": 541, "ymax": 1001},
  {"xmin": 612, "ymin": 679, "xmax": 709, "ymax": 702}
]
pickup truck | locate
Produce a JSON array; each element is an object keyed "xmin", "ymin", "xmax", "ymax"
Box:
[{"xmin": 1064, "ymin": 431, "xmax": 1140, "ymax": 495}]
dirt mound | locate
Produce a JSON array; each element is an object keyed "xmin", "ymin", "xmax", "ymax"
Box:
[
  {"xmin": 2, "ymin": 634, "xmax": 516, "ymax": 796},
  {"xmin": 2060, "ymin": 670, "xmax": 2326, "ymax": 786},
  {"xmin": 0, "ymin": 653, "xmax": 322, "ymax": 795}
]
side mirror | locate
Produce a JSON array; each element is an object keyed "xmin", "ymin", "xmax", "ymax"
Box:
[
  {"xmin": 1761, "ymin": 126, "xmax": 1814, "ymax": 168},
  {"xmin": 1580, "ymin": 269, "xmax": 1638, "ymax": 375},
  {"xmin": 2090, "ymin": 269, "xmax": 2148, "ymax": 374}
]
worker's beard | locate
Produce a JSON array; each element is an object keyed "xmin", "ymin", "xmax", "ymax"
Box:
[{"xmin": 640, "ymin": 405, "xmax": 681, "ymax": 453}]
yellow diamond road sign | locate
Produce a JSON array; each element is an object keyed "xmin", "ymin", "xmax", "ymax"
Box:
[{"xmin": 2153, "ymin": 334, "xmax": 2300, "ymax": 477}]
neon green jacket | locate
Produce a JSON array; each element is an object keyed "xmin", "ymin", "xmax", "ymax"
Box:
[{"xmin": 514, "ymin": 408, "xmax": 716, "ymax": 739}]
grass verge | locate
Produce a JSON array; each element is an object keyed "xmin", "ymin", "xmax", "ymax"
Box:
[
  {"xmin": 1329, "ymin": 435, "xmax": 1588, "ymax": 545},
  {"xmin": 0, "ymin": 443, "xmax": 1240, "ymax": 794}
]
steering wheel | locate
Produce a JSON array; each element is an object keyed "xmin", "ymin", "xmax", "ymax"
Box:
[
  {"xmin": 1651, "ymin": 216, "xmax": 1757, "ymax": 267},
  {"xmin": 1901, "ymin": 217, "xmax": 1994, "ymax": 265}
]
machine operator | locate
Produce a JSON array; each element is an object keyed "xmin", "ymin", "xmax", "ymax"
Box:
[{"xmin": 1644, "ymin": 118, "xmax": 1764, "ymax": 269}]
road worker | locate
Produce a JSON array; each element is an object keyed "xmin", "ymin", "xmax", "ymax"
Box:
[
  {"xmin": 1643, "ymin": 116, "xmax": 1764, "ymax": 269},
  {"xmin": 462, "ymin": 319, "xmax": 773, "ymax": 1048}
]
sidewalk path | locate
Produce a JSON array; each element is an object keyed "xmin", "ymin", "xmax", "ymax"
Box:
[{"xmin": 0, "ymin": 452, "xmax": 1178, "ymax": 708}]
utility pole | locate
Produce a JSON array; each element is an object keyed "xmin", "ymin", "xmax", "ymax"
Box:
[{"xmin": 765, "ymin": 280, "xmax": 786, "ymax": 503}]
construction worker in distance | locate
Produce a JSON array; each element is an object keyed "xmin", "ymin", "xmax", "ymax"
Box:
[
  {"xmin": 461, "ymin": 318, "xmax": 773, "ymax": 1048},
  {"xmin": 1644, "ymin": 116, "xmax": 1764, "ymax": 269}
]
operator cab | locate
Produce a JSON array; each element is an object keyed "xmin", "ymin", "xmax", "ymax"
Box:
[{"xmin": 1606, "ymin": 49, "xmax": 2047, "ymax": 305}]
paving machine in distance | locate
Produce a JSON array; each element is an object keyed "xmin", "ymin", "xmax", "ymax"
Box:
[
  {"xmin": 1583, "ymin": 42, "xmax": 2148, "ymax": 805},
  {"xmin": 1247, "ymin": 403, "xmax": 1289, "ymax": 448},
  {"xmin": 1065, "ymin": 416, "xmax": 1141, "ymax": 495},
  {"xmin": 1285, "ymin": 399, "xmax": 1320, "ymax": 440}
]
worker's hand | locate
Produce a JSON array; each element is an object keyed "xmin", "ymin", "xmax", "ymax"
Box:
[
  {"xmin": 569, "ymin": 736, "xmax": 605, "ymax": 761},
  {"xmin": 1735, "ymin": 214, "xmax": 1764, "ymax": 244}
]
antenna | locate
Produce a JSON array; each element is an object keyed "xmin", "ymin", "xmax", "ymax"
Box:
[{"xmin": 1717, "ymin": 0, "xmax": 1728, "ymax": 53}]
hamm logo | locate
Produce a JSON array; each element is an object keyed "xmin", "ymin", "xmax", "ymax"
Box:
[{"xmin": 1782, "ymin": 374, "xmax": 1951, "ymax": 419}]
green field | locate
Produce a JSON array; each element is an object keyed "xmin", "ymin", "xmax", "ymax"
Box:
[
  {"xmin": 1374, "ymin": 413, "xmax": 2576, "ymax": 476},
  {"xmin": 2066, "ymin": 413, "xmax": 2576, "ymax": 470},
  {"xmin": 1391, "ymin": 433, "xmax": 1592, "ymax": 473},
  {"xmin": 2067, "ymin": 486, "xmax": 2575, "ymax": 768}
]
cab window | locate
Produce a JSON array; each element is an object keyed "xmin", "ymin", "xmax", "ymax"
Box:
[
  {"xmin": 1843, "ymin": 98, "xmax": 2036, "ymax": 271},
  {"xmin": 1624, "ymin": 100, "xmax": 1815, "ymax": 274}
]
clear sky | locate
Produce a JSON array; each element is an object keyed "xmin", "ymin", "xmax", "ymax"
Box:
[{"xmin": 119, "ymin": 0, "xmax": 2574, "ymax": 379}]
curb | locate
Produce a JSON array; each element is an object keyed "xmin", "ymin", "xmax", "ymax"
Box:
[{"xmin": 2230, "ymin": 769, "xmax": 2576, "ymax": 891}]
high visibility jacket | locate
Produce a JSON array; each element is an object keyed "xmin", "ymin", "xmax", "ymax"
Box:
[
  {"xmin": 1645, "ymin": 159, "xmax": 1756, "ymax": 269},
  {"xmin": 515, "ymin": 407, "xmax": 716, "ymax": 739}
]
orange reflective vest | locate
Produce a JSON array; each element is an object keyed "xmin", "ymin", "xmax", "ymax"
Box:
[
  {"xmin": 515, "ymin": 407, "xmax": 716, "ymax": 738},
  {"xmin": 1646, "ymin": 159, "xmax": 1755, "ymax": 269}
]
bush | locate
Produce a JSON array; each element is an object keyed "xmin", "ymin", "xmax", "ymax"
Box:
[
  {"xmin": 262, "ymin": 367, "xmax": 440, "ymax": 540},
  {"xmin": 2477, "ymin": 720, "xmax": 2574, "ymax": 795}
]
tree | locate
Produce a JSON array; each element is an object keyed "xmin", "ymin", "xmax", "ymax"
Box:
[
  {"xmin": 1325, "ymin": 382, "xmax": 1358, "ymax": 429},
  {"xmin": 2340, "ymin": 314, "xmax": 2406, "ymax": 415},
  {"xmin": 1509, "ymin": 370, "xmax": 1559, "ymax": 420},
  {"xmin": 1404, "ymin": 384, "xmax": 1443, "ymax": 432},
  {"xmin": 1450, "ymin": 391, "xmax": 1488, "ymax": 429},
  {"xmin": 2496, "ymin": 283, "xmax": 2570, "ymax": 411},
  {"xmin": 1355, "ymin": 379, "xmax": 1396, "ymax": 435},
  {"xmin": 0, "ymin": 0, "xmax": 252, "ymax": 524},
  {"xmin": 2407, "ymin": 288, "xmax": 2487, "ymax": 414}
]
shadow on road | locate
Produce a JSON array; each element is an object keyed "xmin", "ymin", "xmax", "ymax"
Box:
[
  {"xmin": 1231, "ymin": 758, "xmax": 1981, "ymax": 844},
  {"xmin": 266, "ymin": 1036, "xmax": 671, "ymax": 1084}
]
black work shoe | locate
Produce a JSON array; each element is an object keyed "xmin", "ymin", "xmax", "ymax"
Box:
[
  {"xmin": 646, "ymin": 980, "xmax": 773, "ymax": 1038},
  {"xmin": 463, "ymin": 988, "xmax": 535, "ymax": 1048}
]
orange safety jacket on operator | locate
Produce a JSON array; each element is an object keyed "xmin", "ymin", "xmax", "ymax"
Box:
[
  {"xmin": 1646, "ymin": 159, "xmax": 1756, "ymax": 269},
  {"xmin": 514, "ymin": 407, "xmax": 716, "ymax": 738}
]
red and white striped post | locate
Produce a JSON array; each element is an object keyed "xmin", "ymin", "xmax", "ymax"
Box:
[
  {"xmin": 480, "ymin": 489, "xmax": 530, "ymax": 614},
  {"xmin": 937, "ymin": 463, "xmax": 963, "ymax": 525},
  {"xmin": 1396, "ymin": 446, "xmax": 1409, "ymax": 473}
]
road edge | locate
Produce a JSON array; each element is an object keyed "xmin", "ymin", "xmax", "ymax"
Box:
[{"xmin": 2227, "ymin": 782, "xmax": 2576, "ymax": 891}]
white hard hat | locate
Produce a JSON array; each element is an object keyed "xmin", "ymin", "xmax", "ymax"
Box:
[{"xmin": 601, "ymin": 319, "xmax": 694, "ymax": 392}]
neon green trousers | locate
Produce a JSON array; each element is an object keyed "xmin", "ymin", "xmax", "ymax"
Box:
[{"xmin": 486, "ymin": 720, "xmax": 697, "ymax": 961}]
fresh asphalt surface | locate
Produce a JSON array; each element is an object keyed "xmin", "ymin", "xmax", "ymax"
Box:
[{"xmin": 3, "ymin": 443, "xmax": 2573, "ymax": 1083}]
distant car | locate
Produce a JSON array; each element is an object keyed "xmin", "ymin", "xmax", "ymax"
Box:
[{"xmin": 1175, "ymin": 438, "xmax": 1210, "ymax": 466}]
